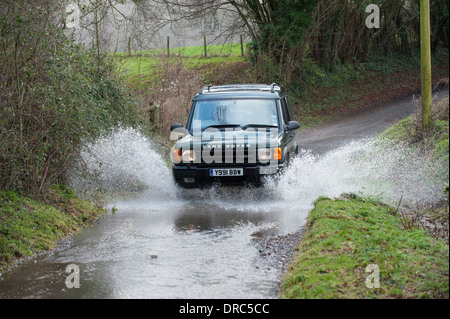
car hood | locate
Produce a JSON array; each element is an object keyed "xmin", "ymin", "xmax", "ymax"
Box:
[{"xmin": 176, "ymin": 129, "xmax": 281, "ymax": 149}]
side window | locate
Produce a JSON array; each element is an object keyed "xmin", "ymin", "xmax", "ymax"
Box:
[
  {"xmin": 285, "ymin": 96, "xmax": 294, "ymax": 121},
  {"xmin": 280, "ymin": 97, "xmax": 290, "ymax": 124}
]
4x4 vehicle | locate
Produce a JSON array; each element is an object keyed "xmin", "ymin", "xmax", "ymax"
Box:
[{"xmin": 170, "ymin": 83, "xmax": 300, "ymax": 188}]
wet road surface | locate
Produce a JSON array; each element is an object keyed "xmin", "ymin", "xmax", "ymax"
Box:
[{"xmin": 0, "ymin": 190, "xmax": 310, "ymax": 298}]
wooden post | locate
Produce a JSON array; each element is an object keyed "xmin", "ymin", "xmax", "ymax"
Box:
[
  {"xmin": 204, "ymin": 35, "xmax": 207, "ymax": 58},
  {"xmin": 240, "ymin": 35, "xmax": 244, "ymax": 57},
  {"xmin": 128, "ymin": 37, "xmax": 131, "ymax": 56},
  {"xmin": 167, "ymin": 35, "xmax": 170, "ymax": 57},
  {"xmin": 420, "ymin": 0, "xmax": 432, "ymax": 131}
]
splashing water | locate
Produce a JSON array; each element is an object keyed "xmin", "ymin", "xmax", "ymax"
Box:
[
  {"xmin": 275, "ymin": 139, "xmax": 448, "ymax": 208},
  {"xmin": 71, "ymin": 128, "xmax": 447, "ymax": 209},
  {"xmin": 70, "ymin": 127, "xmax": 177, "ymax": 200}
]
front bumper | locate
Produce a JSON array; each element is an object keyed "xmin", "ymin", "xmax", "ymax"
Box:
[{"xmin": 172, "ymin": 164, "xmax": 283, "ymax": 188}]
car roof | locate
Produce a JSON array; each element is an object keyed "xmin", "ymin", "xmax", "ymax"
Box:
[{"xmin": 193, "ymin": 83, "xmax": 285, "ymax": 100}]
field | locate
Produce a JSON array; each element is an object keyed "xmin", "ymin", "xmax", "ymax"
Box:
[{"xmin": 114, "ymin": 42, "xmax": 247, "ymax": 78}]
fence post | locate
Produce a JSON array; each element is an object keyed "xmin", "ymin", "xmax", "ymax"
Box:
[
  {"xmin": 167, "ymin": 35, "xmax": 170, "ymax": 57},
  {"xmin": 240, "ymin": 35, "xmax": 244, "ymax": 57},
  {"xmin": 204, "ymin": 35, "xmax": 207, "ymax": 58}
]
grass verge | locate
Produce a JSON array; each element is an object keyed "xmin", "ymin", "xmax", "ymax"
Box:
[
  {"xmin": 279, "ymin": 194, "xmax": 449, "ymax": 299},
  {"xmin": 0, "ymin": 186, "xmax": 105, "ymax": 272},
  {"xmin": 379, "ymin": 96, "xmax": 449, "ymax": 166}
]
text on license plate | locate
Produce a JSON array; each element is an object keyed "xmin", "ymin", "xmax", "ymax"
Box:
[{"xmin": 210, "ymin": 168, "xmax": 243, "ymax": 177}]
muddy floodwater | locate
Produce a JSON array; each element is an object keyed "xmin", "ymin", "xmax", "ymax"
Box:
[
  {"xmin": 0, "ymin": 188, "xmax": 311, "ymax": 299},
  {"xmin": 0, "ymin": 89, "xmax": 447, "ymax": 299}
]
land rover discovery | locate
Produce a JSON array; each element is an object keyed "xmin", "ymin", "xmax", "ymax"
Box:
[{"xmin": 170, "ymin": 84, "xmax": 300, "ymax": 188}]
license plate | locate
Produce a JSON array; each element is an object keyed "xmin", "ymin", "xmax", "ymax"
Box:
[{"xmin": 210, "ymin": 168, "xmax": 243, "ymax": 177}]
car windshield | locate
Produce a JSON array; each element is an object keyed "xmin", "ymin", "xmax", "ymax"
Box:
[{"xmin": 190, "ymin": 99, "xmax": 279, "ymax": 132}]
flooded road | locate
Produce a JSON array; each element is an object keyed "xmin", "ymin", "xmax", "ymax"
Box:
[
  {"xmin": 0, "ymin": 89, "xmax": 447, "ymax": 299},
  {"xmin": 0, "ymin": 188, "xmax": 311, "ymax": 299}
]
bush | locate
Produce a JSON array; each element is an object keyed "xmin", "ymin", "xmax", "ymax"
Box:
[{"xmin": 0, "ymin": 0, "xmax": 141, "ymax": 195}]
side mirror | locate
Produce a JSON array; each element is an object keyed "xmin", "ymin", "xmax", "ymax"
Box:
[
  {"xmin": 285, "ymin": 121, "xmax": 300, "ymax": 131},
  {"xmin": 170, "ymin": 124, "xmax": 187, "ymax": 140},
  {"xmin": 171, "ymin": 123, "xmax": 183, "ymax": 131}
]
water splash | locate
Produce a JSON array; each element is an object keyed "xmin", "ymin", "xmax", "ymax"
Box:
[
  {"xmin": 70, "ymin": 127, "xmax": 177, "ymax": 200},
  {"xmin": 275, "ymin": 139, "xmax": 448, "ymax": 208},
  {"xmin": 71, "ymin": 128, "xmax": 447, "ymax": 209}
]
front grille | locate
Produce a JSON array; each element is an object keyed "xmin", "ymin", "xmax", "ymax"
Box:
[{"xmin": 197, "ymin": 148, "xmax": 261, "ymax": 167}]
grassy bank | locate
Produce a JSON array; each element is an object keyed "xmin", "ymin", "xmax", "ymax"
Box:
[
  {"xmin": 279, "ymin": 195, "xmax": 449, "ymax": 299},
  {"xmin": 280, "ymin": 95, "xmax": 449, "ymax": 299},
  {"xmin": 379, "ymin": 96, "xmax": 449, "ymax": 170},
  {"xmin": 0, "ymin": 186, "xmax": 105, "ymax": 272}
]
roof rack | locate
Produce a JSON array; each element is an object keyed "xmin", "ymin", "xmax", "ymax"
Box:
[{"xmin": 198, "ymin": 83, "xmax": 284, "ymax": 95}]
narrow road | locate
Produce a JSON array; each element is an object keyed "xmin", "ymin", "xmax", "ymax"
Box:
[
  {"xmin": 296, "ymin": 88, "xmax": 449, "ymax": 155},
  {"xmin": 0, "ymin": 88, "xmax": 447, "ymax": 299}
]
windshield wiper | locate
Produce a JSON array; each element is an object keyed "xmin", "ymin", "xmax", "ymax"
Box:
[
  {"xmin": 241, "ymin": 124, "xmax": 278, "ymax": 130},
  {"xmin": 202, "ymin": 124, "xmax": 241, "ymax": 131}
]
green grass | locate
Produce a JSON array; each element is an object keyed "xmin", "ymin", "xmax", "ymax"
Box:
[
  {"xmin": 377, "ymin": 96, "xmax": 449, "ymax": 185},
  {"xmin": 0, "ymin": 187, "xmax": 105, "ymax": 271},
  {"xmin": 115, "ymin": 42, "xmax": 245, "ymax": 58},
  {"xmin": 114, "ymin": 42, "xmax": 247, "ymax": 78},
  {"xmin": 280, "ymin": 195, "xmax": 449, "ymax": 299}
]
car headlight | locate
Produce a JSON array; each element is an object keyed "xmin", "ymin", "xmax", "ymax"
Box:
[
  {"xmin": 258, "ymin": 148, "xmax": 272, "ymax": 161},
  {"xmin": 182, "ymin": 150, "xmax": 197, "ymax": 162},
  {"xmin": 258, "ymin": 148, "xmax": 282, "ymax": 161}
]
